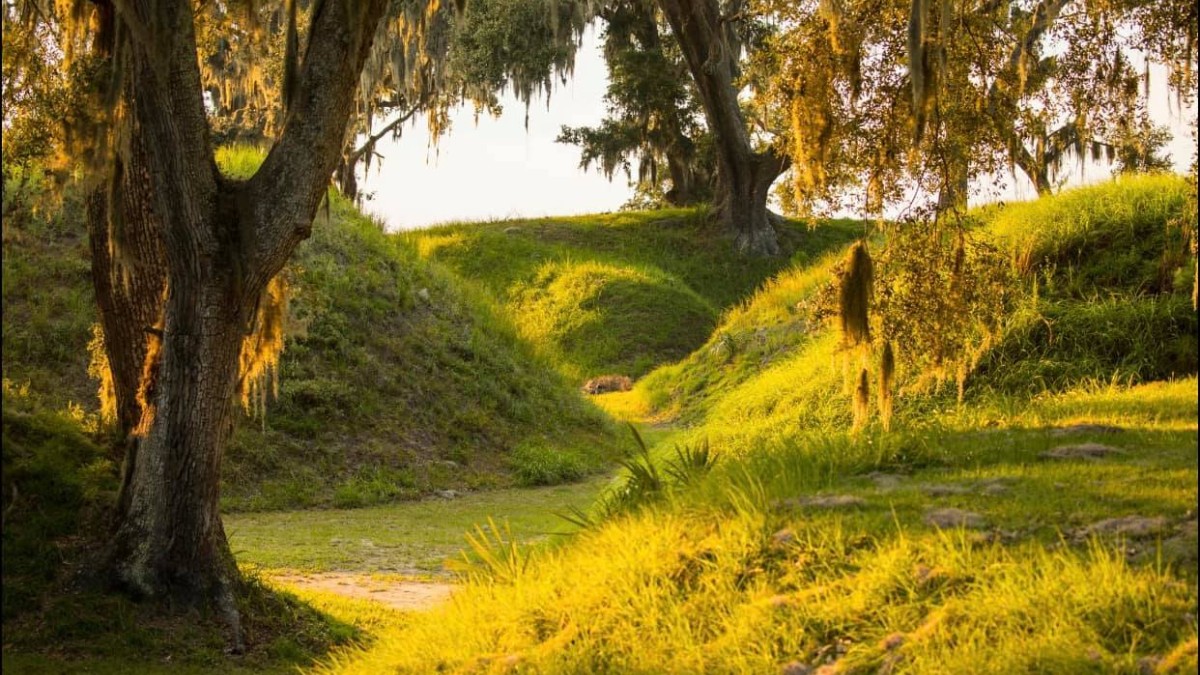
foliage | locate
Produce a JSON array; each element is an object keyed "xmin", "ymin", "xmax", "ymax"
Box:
[
  {"xmin": 873, "ymin": 220, "xmax": 1018, "ymax": 397},
  {"xmin": 753, "ymin": 0, "xmax": 1197, "ymax": 215},
  {"xmin": 558, "ymin": 0, "xmax": 712, "ymax": 207}
]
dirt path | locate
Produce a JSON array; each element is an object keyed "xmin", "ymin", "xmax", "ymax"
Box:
[{"xmin": 271, "ymin": 572, "xmax": 454, "ymax": 611}]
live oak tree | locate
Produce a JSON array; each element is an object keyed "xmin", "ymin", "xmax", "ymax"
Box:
[
  {"xmin": 655, "ymin": 0, "xmax": 790, "ymax": 255},
  {"xmin": 558, "ymin": 0, "xmax": 713, "ymax": 208},
  {"xmin": 6, "ymin": 0, "xmax": 598, "ymax": 645},
  {"xmin": 10, "ymin": 0, "xmax": 393, "ymax": 647}
]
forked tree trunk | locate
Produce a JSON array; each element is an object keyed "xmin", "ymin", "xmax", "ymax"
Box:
[
  {"xmin": 97, "ymin": 0, "xmax": 388, "ymax": 647},
  {"xmin": 657, "ymin": 0, "xmax": 786, "ymax": 255}
]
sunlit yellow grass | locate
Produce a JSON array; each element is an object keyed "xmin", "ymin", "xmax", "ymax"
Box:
[{"xmin": 312, "ymin": 377, "xmax": 1197, "ymax": 674}]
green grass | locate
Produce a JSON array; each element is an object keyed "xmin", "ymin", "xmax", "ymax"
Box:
[
  {"xmin": 1, "ymin": 175, "xmax": 95, "ymax": 409},
  {"xmin": 987, "ymin": 173, "xmax": 1192, "ymax": 297},
  {"xmin": 312, "ymin": 378, "xmax": 1199, "ymax": 674},
  {"xmin": 407, "ymin": 210, "xmax": 863, "ymax": 380},
  {"xmin": 4, "ymin": 171, "xmax": 1196, "ymax": 673},
  {"xmin": 225, "ymin": 476, "xmax": 609, "ymax": 573},
  {"xmin": 636, "ymin": 174, "xmax": 1198, "ymax": 426},
  {"xmin": 222, "ymin": 192, "xmax": 621, "ymax": 510}
]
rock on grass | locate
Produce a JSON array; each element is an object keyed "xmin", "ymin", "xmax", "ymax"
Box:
[
  {"xmin": 1040, "ymin": 443, "xmax": 1123, "ymax": 460},
  {"xmin": 924, "ymin": 508, "xmax": 987, "ymax": 529}
]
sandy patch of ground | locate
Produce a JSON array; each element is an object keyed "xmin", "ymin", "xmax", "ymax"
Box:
[{"xmin": 271, "ymin": 572, "xmax": 454, "ymax": 611}]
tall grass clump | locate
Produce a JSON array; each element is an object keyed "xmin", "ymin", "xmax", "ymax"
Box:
[{"xmin": 987, "ymin": 173, "xmax": 1191, "ymax": 296}]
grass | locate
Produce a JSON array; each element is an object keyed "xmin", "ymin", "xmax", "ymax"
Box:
[
  {"xmin": 635, "ymin": 175, "xmax": 1198, "ymax": 427},
  {"xmin": 987, "ymin": 173, "xmax": 1192, "ymax": 297},
  {"xmin": 3, "ymin": 170, "xmax": 1196, "ymax": 673},
  {"xmin": 312, "ymin": 378, "xmax": 1198, "ymax": 674},
  {"xmin": 225, "ymin": 476, "xmax": 609, "ymax": 573},
  {"xmin": 221, "ymin": 191, "xmax": 624, "ymax": 510},
  {"xmin": 406, "ymin": 210, "xmax": 863, "ymax": 380}
]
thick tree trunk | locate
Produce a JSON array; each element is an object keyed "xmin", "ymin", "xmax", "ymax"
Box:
[
  {"xmin": 106, "ymin": 266, "xmax": 247, "ymax": 647},
  {"xmin": 96, "ymin": 0, "xmax": 388, "ymax": 647},
  {"xmin": 656, "ymin": 0, "xmax": 785, "ymax": 255},
  {"xmin": 86, "ymin": 130, "xmax": 167, "ymax": 440}
]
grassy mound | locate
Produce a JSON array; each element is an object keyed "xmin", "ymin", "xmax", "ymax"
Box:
[
  {"xmin": 1, "ymin": 157, "xmax": 621, "ymax": 512},
  {"xmin": 988, "ymin": 173, "xmax": 1193, "ymax": 297},
  {"xmin": 510, "ymin": 261, "xmax": 717, "ymax": 380},
  {"xmin": 222, "ymin": 195, "xmax": 618, "ymax": 510},
  {"xmin": 632, "ymin": 175, "xmax": 1198, "ymax": 430},
  {"xmin": 407, "ymin": 210, "xmax": 862, "ymax": 380}
]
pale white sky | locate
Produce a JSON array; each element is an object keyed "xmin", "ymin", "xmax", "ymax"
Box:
[
  {"xmin": 359, "ymin": 27, "xmax": 629, "ymax": 230},
  {"xmin": 359, "ymin": 26, "xmax": 1196, "ymax": 231}
]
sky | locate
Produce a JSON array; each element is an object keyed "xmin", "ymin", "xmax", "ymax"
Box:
[{"xmin": 359, "ymin": 27, "xmax": 1197, "ymax": 232}]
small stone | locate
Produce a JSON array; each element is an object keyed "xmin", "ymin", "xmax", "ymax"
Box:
[
  {"xmin": 802, "ymin": 495, "xmax": 866, "ymax": 508},
  {"xmin": 868, "ymin": 472, "xmax": 904, "ymax": 490},
  {"xmin": 921, "ymin": 483, "xmax": 970, "ymax": 497},
  {"xmin": 1040, "ymin": 443, "xmax": 1122, "ymax": 460},
  {"xmin": 780, "ymin": 662, "xmax": 812, "ymax": 675},
  {"xmin": 767, "ymin": 594, "xmax": 793, "ymax": 608},
  {"xmin": 416, "ymin": 287, "xmax": 432, "ymax": 303},
  {"xmin": 924, "ymin": 508, "xmax": 986, "ymax": 529},
  {"xmin": 1048, "ymin": 424, "xmax": 1124, "ymax": 437},
  {"xmin": 435, "ymin": 489, "xmax": 460, "ymax": 500},
  {"xmin": 1079, "ymin": 515, "xmax": 1168, "ymax": 538},
  {"xmin": 771, "ymin": 528, "xmax": 796, "ymax": 547}
]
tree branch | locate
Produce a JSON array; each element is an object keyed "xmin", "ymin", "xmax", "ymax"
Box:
[{"xmin": 246, "ymin": 0, "xmax": 389, "ymax": 282}]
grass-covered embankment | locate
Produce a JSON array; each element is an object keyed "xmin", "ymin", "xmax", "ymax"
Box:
[
  {"xmin": 316, "ymin": 378, "xmax": 1199, "ymax": 673},
  {"xmin": 407, "ymin": 210, "xmax": 862, "ymax": 380},
  {"xmin": 2, "ymin": 150, "xmax": 625, "ymax": 513}
]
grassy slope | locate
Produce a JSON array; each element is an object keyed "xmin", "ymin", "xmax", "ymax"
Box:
[
  {"xmin": 633, "ymin": 174, "xmax": 1197, "ymax": 433},
  {"xmin": 1, "ymin": 158, "xmax": 623, "ymax": 512},
  {"xmin": 406, "ymin": 209, "xmax": 862, "ymax": 380},
  {"xmin": 312, "ymin": 175, "xmax": 1198, "ymax": 673},
  {"xmin": 222, "ymin": 194, "xmax": 618, "ymax": 510},
  {"xmin": 320, "ymin": 380, "xmax": 1199, "ymax": 674}
]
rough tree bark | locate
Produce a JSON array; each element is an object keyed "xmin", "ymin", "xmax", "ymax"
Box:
[
  {"xmin": 85, "ymin": 130, "xmax": 166, "ymax": 440},
  {"xmin": 100, "ymin": 0, "xmax": 388, "ymax": 647},
  {"xmin": 656, "ymin": 0, "xmax": 786, "ymax": 255}
]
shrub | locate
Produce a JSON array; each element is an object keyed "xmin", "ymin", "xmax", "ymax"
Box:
[{"xmin": 509, "ymin": 442, "xmax": 588, "ymax": 486}]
